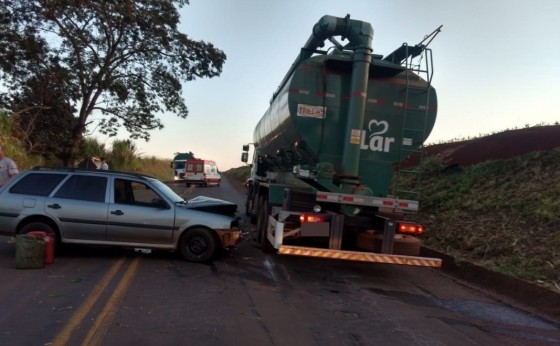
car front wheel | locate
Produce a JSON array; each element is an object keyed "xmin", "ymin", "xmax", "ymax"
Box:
[{"xmin": 179, "ymin": 228, "xmax": 218, "ymax": 262}]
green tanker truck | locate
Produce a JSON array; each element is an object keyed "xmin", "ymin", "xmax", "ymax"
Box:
[{"xmin": 241, "ymin": 15, "xmax": 442, "ymax": 267}]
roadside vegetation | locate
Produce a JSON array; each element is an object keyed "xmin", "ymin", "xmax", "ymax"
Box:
[
  {"xmin": 407, "ymin": 149, "xmax": 560, "ymax": 292},
  {"xmin": 225, "ymin": 165, "xmax": 251, "ymax": 182},
  {"xmin": 0, "ymin": 112, "xmax": 174, "ymax": 181}
]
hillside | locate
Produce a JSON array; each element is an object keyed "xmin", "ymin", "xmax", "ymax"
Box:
[
  {"xmin": 402, "ymin": 125, "xmax": 560, "ymax": 169},
  {"xmin": 403, "ymin": 125, "xmax": 560, "ymax": 292}
]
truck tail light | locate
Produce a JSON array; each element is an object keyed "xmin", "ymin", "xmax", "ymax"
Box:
[
  {"xmin": 299, "ymin": 214, "xmax": 325, "ymax": 223},
  {"xmin": 397, "ymin": 222, "xmax": 423, "ymax": 235}
]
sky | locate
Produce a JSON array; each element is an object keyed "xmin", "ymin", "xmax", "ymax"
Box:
[{"xmin": 92, "ymin": 0, "xmax": 560, "ymax": 171}]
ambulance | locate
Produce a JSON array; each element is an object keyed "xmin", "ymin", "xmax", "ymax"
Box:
[{"xmin": 184, "ymin": 159, "xmax": 221, "ymax": 187}]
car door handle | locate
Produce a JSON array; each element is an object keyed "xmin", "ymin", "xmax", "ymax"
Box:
[
  {"xmin": 111, "ymin": 210, "xmax": 124, "ymax": 216},
  {"xmin": 47, "ymin": 204, "xmax": 61, "ymax": 209}
]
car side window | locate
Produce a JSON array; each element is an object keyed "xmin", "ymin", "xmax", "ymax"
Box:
[
  {"xmin": 54, "ymin": 175, "xmax": 107, "ymax": 203},
  {"xmin": 10, "ymin": 173, "xmax": 67, "ymax": 196},
  {"xmin": 131, "ymin": 181, "xmax": 164, "ymax": 207},
  {"xmin": 114, "ymin": 178, "xmax": 166, "ymax": 208},
  {"xmin": 114, "ymin": 178, "xmax": 129, "ymax": 204}
]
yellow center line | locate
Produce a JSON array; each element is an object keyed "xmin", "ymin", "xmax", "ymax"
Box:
[
  {"xmin": 50, "ymin": 257, "xmax": 126, "ymax": 346},
  {"xmin": 81, "ymin": 256, "xmax": 140, "ymax": 346}
]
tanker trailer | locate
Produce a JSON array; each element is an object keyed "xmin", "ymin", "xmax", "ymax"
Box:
[{"xmin": 241, "ymin": 15, "xmax": 442, "ymax": 268}]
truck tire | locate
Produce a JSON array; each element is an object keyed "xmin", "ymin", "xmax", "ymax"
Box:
[
  {"xmin": 249, "ymin": 181, "xmax": 261, "ymax": 225},
  {"xmin": 259, "ymin": 200, "xmax": 275, "ymax": 253},
  {"xmin": 392, "ymin": 235, "xmax": 421, "ymax": 256},
  {"xmin": 249, "ymin": 200, "xmax": 257, "ymax": 224},
  {"xmin": 355, "ymin": 231, "xmax": 421, "ymax": 256},
  {"xmin": 245, "ymin": 197, "xmax": 252, "ymax": 216},
  {"xmin": 254, "ymin": 196, "xmax": 265, "ymax": 242},
  {"xmin": 245, "ymin": 185, "xmax": 254, "ymax": 217}
]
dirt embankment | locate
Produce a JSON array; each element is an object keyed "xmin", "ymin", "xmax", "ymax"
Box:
[{"xmin": 401, "ymin": 125, "xmax": 560, "ymax": 169}]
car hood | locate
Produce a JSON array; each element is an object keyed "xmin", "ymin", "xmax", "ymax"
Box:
[{"xmin": 183, "ymin": 196, "xmax": 238, "ymax": 217}]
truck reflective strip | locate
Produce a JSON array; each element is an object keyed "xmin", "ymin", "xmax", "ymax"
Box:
[{"xmin": 278, "ymin": 245, "xmax": 442, "ymax": 268}]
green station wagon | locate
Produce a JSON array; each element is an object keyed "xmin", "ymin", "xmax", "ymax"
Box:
[{"xmin": 0, "ymin": 167, "xmax": 241, "ymax": 262}]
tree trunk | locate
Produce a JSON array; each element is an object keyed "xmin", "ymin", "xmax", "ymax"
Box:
[{"xmin": 63, "ymin": 125, "xmax": 84, "ymax": 167}]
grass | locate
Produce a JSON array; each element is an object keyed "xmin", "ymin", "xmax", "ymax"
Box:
[
  {"xmin": 225, "ymin": 165, "xmax": 251, "ymax": 181},
  {"xmin": 404, "ymin": 149, "xmax": 560, "ymax": 291},
  {"xmin": 133, "ymin": 156, "xmax": 174, "ymax": 181}
]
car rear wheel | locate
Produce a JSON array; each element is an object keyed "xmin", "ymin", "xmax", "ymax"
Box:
[
  {"xmin": 20, "ymin": 221, "xmax": 59, "ymax": 248},
  {"xmin": 179, "ymin": 228, "xmax": 218, "ymax": 262}
]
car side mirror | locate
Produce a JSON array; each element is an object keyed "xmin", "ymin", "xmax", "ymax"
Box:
[{"xmin": 241, "ymin": 152, "xmax": 248, "ymax": 163}]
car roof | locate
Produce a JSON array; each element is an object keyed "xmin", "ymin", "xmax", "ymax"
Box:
[{"xmin": 30, "ymin": 166, "xmax": 157, "ymax": 182}]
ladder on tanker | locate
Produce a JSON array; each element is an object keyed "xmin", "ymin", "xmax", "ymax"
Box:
[{"xmin": 384, "ymin": 26, "xmax": 441, "ymax": 204}]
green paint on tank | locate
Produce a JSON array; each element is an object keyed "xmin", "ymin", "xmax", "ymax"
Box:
[{"xmin": 253, "ymin": 53, "xmax": 437, "ymax": 197}]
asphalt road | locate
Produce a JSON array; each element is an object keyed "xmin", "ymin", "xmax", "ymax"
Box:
[{"xmin": 0, "ymin": 176, "xmax": 559, "ymax": 345}]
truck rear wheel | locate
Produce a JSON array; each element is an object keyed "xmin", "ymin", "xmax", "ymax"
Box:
[
  {"xmin": 245, "ymin": 184, "xmax": 254, "ymax": 217},
  {"xmin": 259, "ymin": 200, "xmax": 275, "ymax": 253},
  {"xmin": 356, "ymin": 231, "xmax": 421, "ymax": 256},
  {"xmin": 253, "ymin": 196, "xmax": 264, "ymax": 242},
  {"xmin": 391, "ymin": 235, "xmax": 421, "ymax": 256},
  {"xmin": 245, "ymin": 197, "xmax": 252, "ymax": 217}
]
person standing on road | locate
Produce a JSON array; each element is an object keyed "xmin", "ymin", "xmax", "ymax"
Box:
[
  {"xmin": 0, "ymin": 144, "xmax": 19, "ymax": 187},
  {"xmin": 99, "ymin": 157, "xmax": 109, "ymax": 170}
]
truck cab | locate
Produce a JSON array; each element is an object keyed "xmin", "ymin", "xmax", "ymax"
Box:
[{"xmin": 171, "ymin": 152, "xmax": 196, "ymax": 180}]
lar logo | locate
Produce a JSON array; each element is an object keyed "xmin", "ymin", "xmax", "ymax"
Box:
[{"xmin": 360, "ymin": 119, "xmax": 395, "ymax": 152}]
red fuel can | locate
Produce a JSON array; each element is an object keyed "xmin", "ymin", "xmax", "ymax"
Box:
[{"xmin": 27, "ymin": 231, "xmax": 55, "ymax": 265}]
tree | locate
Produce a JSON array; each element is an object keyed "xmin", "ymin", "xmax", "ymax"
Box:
[
  {"xmin": 0, "ymin": 0, "xmax": 226, "ymax": 165},
  {"xmin": 9, "ymin": 67, "xmax": 78, "ymax": 164}
]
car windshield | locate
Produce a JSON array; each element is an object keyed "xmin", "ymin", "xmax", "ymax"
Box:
[{"xmin": 149, "ymin": 179, "xmax": 184, "ymax": 203}]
